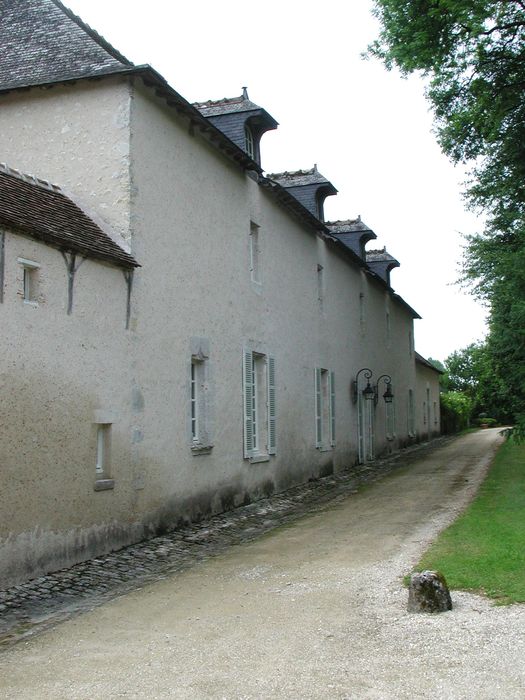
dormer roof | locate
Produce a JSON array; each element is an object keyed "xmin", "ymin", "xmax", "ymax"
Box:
[
  {"xmin": 1, "ymin": 0, "xmax": 133, "ymax": 92},
  {"xmin": 0, "ymin": 163, "xmax": 138, "ymax": 269},
  {"xmin": 366, "ymin": 247, "xmax": 400, "ymax": 287},
  {"xmin": 193, "ymin": 88, "xmax": 278, "ymax": 166},
  {"xmin": 266, "ymin": 166, "xmax": 337, "ymax": 221},
  {"xmin": 326, "ymin": 217, "xmax": 377, "ymax": 260}
]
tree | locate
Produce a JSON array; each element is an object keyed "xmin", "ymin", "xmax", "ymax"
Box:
[
  {"xmin": 443, "ymin": 341, "xmax": 511, "ymax": 421},
  {"xmin": 368, "ymin": 0, "xmax": 525, "ymax": 433}
]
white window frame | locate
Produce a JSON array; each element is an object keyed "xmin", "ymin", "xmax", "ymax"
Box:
[
  {"xmin": 18, "ymin": 257, "xmax": 40, "ymax": 305},
  {"xmin": 315, "ymin": 368, "xmax": 335, "ymax": 450},
  {"xmin": 189, "ymin": 343, "xmax": 213, "ymax": 454},
  {"xmin": 243, "ymin": 349, "xmax": 276, "ymax": 460},
  {"xmin": 92, "ymin": 410, "xmax": 116, "ymax": 491},
  {"xmin": 249, "ymin": 221, "xmax": 261, "ymax": 285}
]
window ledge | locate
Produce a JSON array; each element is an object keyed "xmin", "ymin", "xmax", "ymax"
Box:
[
  {"xmin": 386, "ymin": 435, "xmax": 396, "ymax": 442},
  {"xmin": 94, "ymin": 479, "xmax": 115, "ymax": 491},
  {"xmin": 317, "ymin": 445, "xmax": 333, "ymax": 453},
  {"xmin": 249, "ymin": 454, "xmax": 270, "ymax": 464},
  {"xmin": 191, "ymin": 443, "xmax": 213, "ymax": 456}
]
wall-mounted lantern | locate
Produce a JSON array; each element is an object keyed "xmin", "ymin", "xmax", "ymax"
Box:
[
  {"xmin": 352, "ymin": 367, "xmax": 375, "ymax": 403},
  {"xmin": 375, "ymin": 374, "xmax": 394, "ymax": 405}
]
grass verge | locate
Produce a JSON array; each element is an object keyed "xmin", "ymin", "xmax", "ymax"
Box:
[{"xmin": 413, "ymin": 438, "xmax": 525, "ymax": 604}]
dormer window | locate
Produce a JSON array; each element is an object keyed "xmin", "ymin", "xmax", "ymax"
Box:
[{"xmin": 244, "ymin": 125, "xmax": 255, "ymax": 160}]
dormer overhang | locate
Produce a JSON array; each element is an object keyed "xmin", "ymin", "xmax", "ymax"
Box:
[
  {"xmin": 326, "ymin": 218, "xmax": 377, "ymax": 260},
  {"xmin": 366, "ymin": 248, "xmax": 400, "ymax": 287},
  {"xmin": 266, "ymin": 166, "xmax": 337, "ymax": 222},
  {"xmin": 193, "ymin": 88, "xmax": 278, "ymax": 166}
]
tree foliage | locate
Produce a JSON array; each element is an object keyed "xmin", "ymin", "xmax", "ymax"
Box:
[
  {"xmin": 368, "ymin": 0, "xmax": 525, "ymax": 431},
  {"xmin": 442, "ymin": 341, "xmax": 511, "ymax": 422}
]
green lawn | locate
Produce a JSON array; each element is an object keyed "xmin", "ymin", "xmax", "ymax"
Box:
[{"xmin": 414, "ymin": 438, "xmax": 525, "ymax": 604}]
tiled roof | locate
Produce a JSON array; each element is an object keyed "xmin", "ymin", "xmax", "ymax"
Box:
[
  {"xmin": 0, "ymin": 164, "xmax": 138, "ymax": 268},
  {"xmin": 1, "ymin": 0, "xmax": 132, "ymax": 91},
  {"xmin": 194, "ymin": 88, "xmax": 264, "ymax": 117},
  {"xmin": 267, "ymin": 165, "xmax": 334, "ymax": 189}
]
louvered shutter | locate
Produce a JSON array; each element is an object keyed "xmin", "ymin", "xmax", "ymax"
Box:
[
  {"xmin": 315, "ymin": 368, "xmax": 322, "ymax": 447},
  {"xmin": 243, "ymin": 349, "xmax": 254, "ymax": 457},
  {"xmin": 267, "ymin": 355, "xmax": 276, "ymax": 454},
  {"xmin": 329, "ymin": 370, "xmax": 336, "ymax": 446}
]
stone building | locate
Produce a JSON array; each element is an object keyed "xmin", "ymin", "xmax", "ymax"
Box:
[{"xmin": 0, "ymin": 0, "xmax": 441, "ymax": 588}]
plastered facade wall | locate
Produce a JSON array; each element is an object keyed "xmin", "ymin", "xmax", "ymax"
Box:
[
  {"xmin": 0, "ymin": 78, "xmax": 132, "ymax": 240},
  {"xmin": 125, "ymin": 81, "xmax": 419, "ymax": 530},
  {"xmin": 415, "ymin": 362, "xmax": 441, "ymax": 441},
  {"xmin": 0, "ymin": 76, "xmax": 428, "ymax": 587},
  {"xmin": 0, "ymin": 229, "xmax": 143, "ymax": 587}
]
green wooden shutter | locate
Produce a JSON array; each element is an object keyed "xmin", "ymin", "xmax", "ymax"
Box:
[
  {"xmin": 267, "ymin": 355, "xmax": 276, "ymax": 455},
  {"xmin": 243, "ymin": 349, "xmax": 254, "ymax": 457}
]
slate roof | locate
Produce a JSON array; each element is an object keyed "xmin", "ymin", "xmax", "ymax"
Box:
[
  {"xmin": 1, "ymin": 0, "xmax": 133, "ymax": 91},
  {"xmin": 415, "ymin": 352, "xmax": 444, "ymax": 373},
  {"xmin": 366, "ymin": 247, "xmax": 399, "ymax": 264},
  {"xmin": 326, "ymin": 218, "xmax": 374, "ymax": 235},
  {"xmin": 0, "ymin": 164, "xmax": 138, "ymax": 268},
  {"xmin": 267, "ymin": 166, "xmax": 336, "ymax": 190},
  {"xmin": 194, "ymin": 89, "xmax": 267, "ymax": 118}
]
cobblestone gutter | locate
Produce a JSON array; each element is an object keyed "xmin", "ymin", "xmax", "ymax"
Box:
[{"xmin": 0, "ymin": 438, "xmax": 449, "ymax": 649}]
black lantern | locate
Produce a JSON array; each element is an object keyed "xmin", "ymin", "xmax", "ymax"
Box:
[
  {"xmin": 376, "ymin": 374, "xmax": 394, "ymax": 405},
  {"xmin": 352, "ymin": 368, "xmax": 373, "ymax": 403},
  {"xmin": 363, "ymin": 380, "xmax": 376, "ymax": 401}
]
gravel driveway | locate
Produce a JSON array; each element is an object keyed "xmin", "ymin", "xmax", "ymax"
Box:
[{"xmin": 2, "ymin": 428, "xmax": 523, "ymax": 699}]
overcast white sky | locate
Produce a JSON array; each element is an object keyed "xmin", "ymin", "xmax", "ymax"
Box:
[{"xmin": 66, "ymin": 0, "xmax": 488, "ymax": 362}]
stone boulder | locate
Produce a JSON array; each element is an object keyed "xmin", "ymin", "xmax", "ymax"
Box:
[{"xmin": 407, "ymin": 570, "xmax": 452, "ymax": 613}]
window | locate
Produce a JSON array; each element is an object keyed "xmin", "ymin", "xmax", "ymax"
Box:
[
  {"xmin": 408, "ymin": 389, "xmax": 416, "ymax": 437},
  {"xmin": 434, "ymin": 401, "xmax": 438, "ymax": 425},
  {"xmin": 386, "ymin": 311, "xmax": 391, "ymax": 347},
  {"xmin": 93, "ymin": 410, "xmax": 115, "ymax": 491},
  {"xmin": 359, "ymin": 292, "xmax": 365, "ymax": 334},
  {"xmin": 317, "ymin": 264, "xmax": 324, "ymax": 311},
  {"xmin": 18, "ymin": 257, "xmax": 40, "ymax": 304},
  {"xmin": 315, "ymin": 368, "xmax": 335, "ymax": 449},
  {"xmin": 244, "ymin": 125, "xmax": 255, "ymax": 160},
  {"xmin": 189, "ymin": 340, "xmax": 213, "ymax": 454},
  {"xmin": 249, "ymin": 221, "xmax": 261, "ymax": 285},
  {"xmin": 243, "ymin": 349, "xmax": 276, "ymax": 460},
  {"xmin": 409, "ymin": 330, "xmax": 413, "ymax": 357},
  {"xmin": 96, "ymin": 424, "xmax": 111, "ymax": 477},
  {"xmin": 191, "ymin": 360, "xmax": 199, "ymax": 442}
]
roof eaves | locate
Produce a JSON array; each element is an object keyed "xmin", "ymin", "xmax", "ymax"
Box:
[
  {"xmin": 393, "ymin": 294, "xmax": 421, "ymax": 320},
  {"xmin": 136, "ymin": 66, "xmax": 264, "ymax": 174},
  {"xmin": 322, "ymin": 233, "xmax": 367, "ymax": 270},
  {"xmin": 258, "ymin": 176, "xmax": 328, "ymax": 234},
  {"xmin": 415, "ymin": 352, "xmax": 443, "ymax": 372},
  {"xmin": 0, "ymin": 65, "xmax": 264, "ymax": 176}
]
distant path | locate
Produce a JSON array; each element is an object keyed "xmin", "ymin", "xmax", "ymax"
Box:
[{"xmin": 4, "ymin": 429, "xmax": 524, "ymax": 699}]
